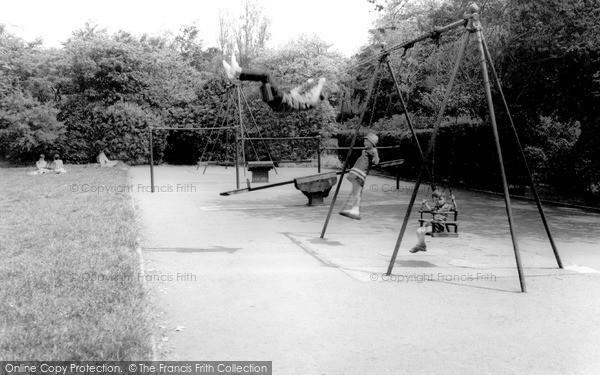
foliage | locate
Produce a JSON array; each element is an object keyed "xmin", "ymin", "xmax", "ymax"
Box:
[
  {"xmin": 498, "ymin": 0, "xmax": 600, "ymax": 197},
  {"xmin": 217, "ymin": 0, "xmax": 271, "ymax": 66},
  {"xmin": 523, "ymin": 116, "xmax": 581, "ymax": 185},
  {"xmin": 354, "ymin": 0, "xmax": 600, "ymax": 202},
  {"xmin": 0, "ymin": 93, "xmax": 64, "ymax": 159},
  {"xmin": 58, "ymin": 99, "xmax": 162, "ymax": 164},
  {"xmin": 0, "ymin": 29, "xmax": 66, "ymax": 159},
  {"xmin": 56, "ymin": 28, "xmax": 209, "ymax": 164}
]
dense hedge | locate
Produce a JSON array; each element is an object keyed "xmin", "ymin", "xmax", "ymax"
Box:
[
  {"xmin": 58, "ymin": 99, "xmax": 163, "ymax": 164},
  {"xmin": 334, "ymin": 120, "xmax": 554, "ymax": 193},
  {"xmin": 160, "ymin": 78, "xmax": 338, "ymax": 165}
]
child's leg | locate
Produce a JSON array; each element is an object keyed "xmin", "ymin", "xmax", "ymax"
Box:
[
  {"xmin": 238, "ymin": 69, "xmax": 286, "ymax": 104},
  {"xmin": 410, "ymin": 225, "xmax": 431, "ymax": 252},
  {"xmin": 340, "ymin": 174, "xmax": 364, "ymax": 220},
  {"xmin": 289, "ymin": 77, "xmax": 327, "ymax": 106},
  {"xmin": 416, "ymin": 226, "xmax": 429, "ymax": 244},
  {"xmin": 308, "ymin": 77, "xmax": 327, "ymax": 102},
  {"xmin": 345, "ymin": 178, "xmax": 362, "ymax": 205}
]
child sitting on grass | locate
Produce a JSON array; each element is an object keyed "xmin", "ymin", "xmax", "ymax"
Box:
[
  {"xmin": 28, "ymin": 154, "xmax": 51, "ymax": 175},
  {"xmin": 50, "ymin": 154, "xmax": 66, "ymax": 174}
]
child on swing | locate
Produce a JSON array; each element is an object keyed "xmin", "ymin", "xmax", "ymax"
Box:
[
  {"xmin": 222, "ymin": 53, "xmax": 326, "ymax": 112},
  {"xmin": 339, "ymin": 133, "xmax": 380, "ymax": 220},
  {"xmin": 409, "ymin": 189, "xmax": 457, "ymax": 253}
]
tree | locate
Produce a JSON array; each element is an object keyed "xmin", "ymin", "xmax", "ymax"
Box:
[
  {"xmin": 217, "ymin": 0, "xmax": 271, "ymax": 66},
  {"xmin": 58, "ymin": 30, "xmax": 206, "ymax": 163},
  {"xmin": 172, "ymin": 24, "xmax": 220, "ymax": 75},
  {"xmin": 499, "ymin": 0, "xmax": 600, "ymax": 196},
  {"xmin": 0, "ymin": 27, "xmax": 66, "ymax": 160}
]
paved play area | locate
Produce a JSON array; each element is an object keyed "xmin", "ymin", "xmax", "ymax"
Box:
[{"xmin": 130, "ymin": 165, "xmax": 600, "ymax": 374}]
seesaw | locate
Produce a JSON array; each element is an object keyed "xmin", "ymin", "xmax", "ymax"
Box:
[
  {"xmin": 219, "ymin": 159, "xmax": 404, "ymax": 206},
  {"xmin": 220, "ymin": 171, "xmax": 339, "ymax": 206}
]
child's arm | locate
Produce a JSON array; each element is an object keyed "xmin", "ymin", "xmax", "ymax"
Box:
[
  {"xmin": 364, "ymin": 148, "xmax": 380, "ymax": 166},
  {"xmin": 450, "ymin": 194, "xmax": 458, "ymax": 211},
  {"xmin": 422, "ymin": 199, "xmax": 432, "ymax": 211},
  {"xmin": 371, "ymin": 148, "xmax": 380, "ymax": 166}
]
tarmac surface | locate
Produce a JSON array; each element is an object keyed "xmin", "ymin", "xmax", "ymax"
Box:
[{"xmin": 130, "ymin": 165, "xmax": 600, "ymax": 374}]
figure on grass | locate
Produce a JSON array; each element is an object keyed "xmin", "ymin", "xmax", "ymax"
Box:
[
  {"xmin": 28, "ymin": 154, "xmax": 51, "ymax": 175},
  {"xmin": 49, "ymin": 154, "xmax": 66, "ymax": 174},
  {"xmin": 29, "ymin": 154, "xmax": 67, "ymax": 175},
  {"xmin": 222, "ymin": 53, "xmax": 326, "ymax": 112},
  {"xmin": 409, "ymin": 190, "xmax": 457, "ymax": 253},
  {"xmin": 97, "ymin": 149, "xmax": 127, "ymax": 169},
  {"xmin": 35, "ymin": 154, "xmax": 50, "ymax": 173},
  {"xmin": 339, "ymin": 133, "xmax": 380, "ymax": 220}
]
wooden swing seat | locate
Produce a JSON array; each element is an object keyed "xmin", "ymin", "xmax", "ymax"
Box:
[{"xmin": 418, "ymin": 210, "xmax": 459, "ymax": 238}]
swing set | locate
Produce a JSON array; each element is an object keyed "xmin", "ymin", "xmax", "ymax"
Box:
[
  {"xmin": 148, "ymin": 82, "xmax": 323, "ymax": 191},
  {"xmin": 318, "ymin": 3, "xmax": 563, "ymax": 293}
]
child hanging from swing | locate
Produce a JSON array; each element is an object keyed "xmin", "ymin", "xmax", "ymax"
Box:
[
  {"xmin": 222, "ymin": 53, "xmax": 326, "ymax": 112},
  {"xmin": 409, "ymin": 189, "xmax": 457, "ymax": 253},
  {"xmin": 339, "ymin": 133, "xmax": 380, "ymax": 220}
]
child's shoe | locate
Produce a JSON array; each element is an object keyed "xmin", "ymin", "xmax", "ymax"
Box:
[
  {"xmin": 307, "ymin": 77, "xmax": 326, "ymax": 105},
  {"xmin": 339, "ymin": 210, "xmax": 361, "ymax": 220},
  {"xmin": 230, "ymin": 52, "xmax": 241, "ymax": 76},
  {"xmin": 409, "ymin": 243, "xmax": 427, "ymax": 253},
  {"xmin": 222, "ymin": 60, "xmax": 234, "ymax": 80}
]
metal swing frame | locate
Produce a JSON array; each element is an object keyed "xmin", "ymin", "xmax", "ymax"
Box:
[{"xmin": 319, "ymin": 4, "xmax": 563, "ymax": 293}]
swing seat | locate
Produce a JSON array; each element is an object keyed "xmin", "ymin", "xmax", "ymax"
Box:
[
  {"xmin": 377, "ymin": 159, "xmax": 405, "ymax": 168},
  {"xmin": 418, "ymin": 210, "xmax": 459, "ymax": 238},
  {"xmin": 247, "ymin": 161, "xmax": 274, "ymax": 183}
]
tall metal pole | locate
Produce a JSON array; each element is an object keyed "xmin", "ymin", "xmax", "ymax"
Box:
[
  {"xmin": 237, "ymin": 85, "xmax": 246, "ymax": 180},
  {"xmin": 316, "ymin": 137, "xmax": 321, "ymax": 174},
  {"xmin": 234, "ymin": 85, "xmax": 241, "ymax": 189},
  {"xmin": 320, "ymin": 60, "xmax": 383, "ymax": 238},
  {"xmin": 386, "ymin": 28, "xmax": 472, "ymax": 275},
  {"xmin": 149, "ymin": 128, "xmax": 155, "ymax": 193},
  {"xmin": 473, "ymin": 11, "xmax": 526, "ymax": 292},
  {"xmin": 481, "ymin": 34, "xmax": 563, "ymax": 269}
]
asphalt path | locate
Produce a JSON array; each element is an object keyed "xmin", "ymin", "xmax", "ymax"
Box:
[{"xmin": 131, "ymin": 165, "xmax": 600, "ymax": 374}]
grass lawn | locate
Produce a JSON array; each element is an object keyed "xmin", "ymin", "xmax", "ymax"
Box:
[{"xmin": 0, "ymin": 165, "xmax": 152, "ymax": 360}]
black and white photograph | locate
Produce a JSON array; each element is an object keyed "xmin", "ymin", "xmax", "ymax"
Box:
[{"xmin": 1, "ymin": 0, "xmax": 599, "ymax": 374}]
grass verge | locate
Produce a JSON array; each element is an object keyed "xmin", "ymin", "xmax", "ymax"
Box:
[{"xmin": 0, "ymin": 165, "xmax": 152, "ymax": 360}]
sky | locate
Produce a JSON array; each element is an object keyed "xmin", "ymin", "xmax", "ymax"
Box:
[{"xmin": 2, "ymin": 0, "xmax": 379, "ymax": 56}]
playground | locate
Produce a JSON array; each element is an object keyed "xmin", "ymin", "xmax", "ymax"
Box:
[
  {"xmin": 3, "ymin": 1, "xmax": 600, "ymax": 371},
  {"xmin": 132, "ymin": 164, "xmax": 600, "ymax": 374}
]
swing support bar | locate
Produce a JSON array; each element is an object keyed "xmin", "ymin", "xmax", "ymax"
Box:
[
  {"xmin": 480, "ymin": 34, "xmax": 563, "ymax": 269},
  {"xmin": 319, "ymin": 4, "xmax": 563, "ymax": 293},
  {"xmin": 386, "ymin": 26, "xmax": 473, "ymax": 278},
  {"xmin": 320, "ymin": 11, "xmax": 473, "ymax": 239}
]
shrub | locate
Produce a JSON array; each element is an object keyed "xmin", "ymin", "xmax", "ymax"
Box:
[{"xmin": 0, "ymin": 93, "xmax": 64, "ymax": 160}]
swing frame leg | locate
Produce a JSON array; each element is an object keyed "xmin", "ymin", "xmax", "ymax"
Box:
[
  {"xmin": 473, "ymin": 19, "xmax": 526, "ymax": 292},
  {"xmin": 320, "ymin": 59, "xmax": 384, "ymax": 238},
  {"xmin": 480, "ymin": 34, "xmax": 563, "ymax": 269},
  {"xmin": 386, "ymin": 27, "xmax": 472, "ymax": 276}
]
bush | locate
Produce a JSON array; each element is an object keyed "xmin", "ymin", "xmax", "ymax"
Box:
[
  {"xmin": 0, "ymin": 93, "xmax": 64, "ymax": 160},
  {"xmin": 59, "ymin": 100, "xmax": 163, "ymax": 164}
]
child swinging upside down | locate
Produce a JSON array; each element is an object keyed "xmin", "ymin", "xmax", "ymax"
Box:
[
  {"xmin": 410, "ymin": 190, "xmax": 457, "ymax": 253},
  {"xmin": 222, "ymin": 53, "xmax": 326, "ymax": 112}
]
